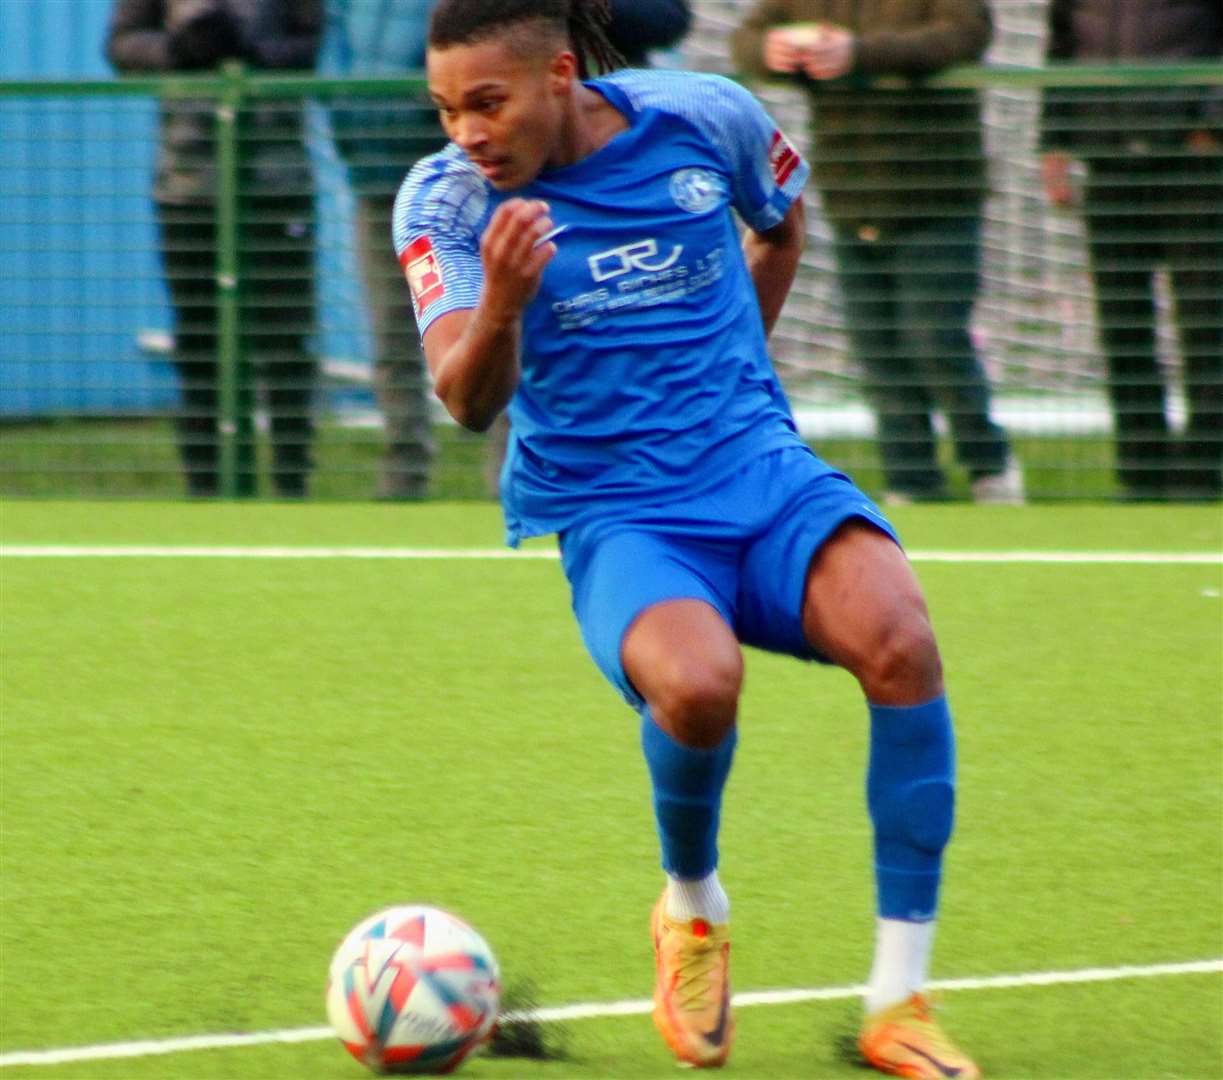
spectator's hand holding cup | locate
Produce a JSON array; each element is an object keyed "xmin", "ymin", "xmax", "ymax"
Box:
[
  {"xmin": 793, "ymin": 23, "xmax": 855, "ymax": 80},
  {"xmin": 763, "ymin": 25, "xmax": 810, "ymax": 73},
  {"xmin": 797, "ymin": 26, "xmax": 856, "ymax": 80},
  {"xmin": 764, "ymin": 23, "xmax": 855, "ymax": 80}
]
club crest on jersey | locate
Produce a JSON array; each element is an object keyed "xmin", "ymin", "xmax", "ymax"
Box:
[
  {"xmin": 670, "ymin": 168, "xmax": 723, "ymax": 214},
  {"xmin": 401, "ymin": 236, "xmax": 445, "ymax": 313},
  {"xmin": 768, "ymin": 129, "xmax": 800, "ymax": 186}
]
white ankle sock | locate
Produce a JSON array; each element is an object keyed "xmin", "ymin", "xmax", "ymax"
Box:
[
  {"xmin": 866, "ymin": 917, "xmax": 935, "ymax": 1014},
  {"xmin": 664, "ymin": 871, "xmax": 730, "ymax": 924}
]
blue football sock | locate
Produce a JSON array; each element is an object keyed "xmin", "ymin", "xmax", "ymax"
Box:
[
  {"xmin": 640, "ymin": 710, "xmax": 737, "ymax": 880},
  {"xmin": 867, "ymin": 696, "xmax": 956, "ymax": 921}
]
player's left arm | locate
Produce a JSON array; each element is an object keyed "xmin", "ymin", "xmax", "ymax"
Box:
[
  {"xmin": 695, "ymin": 75, "xmax": 810, "ymax": 336},
  {"xmin": 742, "ymin": 197, "xmax": 805, "ymax": 337}
]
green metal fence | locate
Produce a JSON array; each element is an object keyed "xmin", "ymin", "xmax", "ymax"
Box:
[{"xmin": 1, "ymin": 63, "xmax": 1220, "ymax": 502}]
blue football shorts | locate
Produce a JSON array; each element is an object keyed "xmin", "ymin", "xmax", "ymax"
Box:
[{"xmin": 558, "ymin": 445, "xmax": 900, "ymax": 708}]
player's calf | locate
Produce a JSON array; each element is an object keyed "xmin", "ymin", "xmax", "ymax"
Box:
[{"xmin": 867, "ymin": 695, "xmax": 955, "ymax": 923}]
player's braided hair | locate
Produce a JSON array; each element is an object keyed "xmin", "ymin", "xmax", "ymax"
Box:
[{"xmin": 428, "ymin": 0, "xmax": 624, "ymax": 78}]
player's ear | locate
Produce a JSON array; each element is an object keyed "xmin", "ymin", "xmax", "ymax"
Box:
[{"xmin": 547, "ymin": 48, "xmax": 578, "ymax": 93}]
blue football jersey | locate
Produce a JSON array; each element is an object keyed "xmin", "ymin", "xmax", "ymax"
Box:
[{"xmin": 393, "ymin": 69, "xmax": 825, "ymax": 545}]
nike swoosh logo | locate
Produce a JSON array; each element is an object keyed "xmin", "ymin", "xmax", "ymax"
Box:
[
  {"xmin": 898, "ymin": 1040, "xmax": 962, "ymax": 1077},
  {"xmin": 702, "ymin": 978, "xmax": 731, "ymax": 1046}
]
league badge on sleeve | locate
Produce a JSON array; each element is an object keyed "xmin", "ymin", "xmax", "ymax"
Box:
[
  {"xmin": 401, "ymin": 236, "xmax": 446, "ymax": 314},
  {"xmin": 768, "ymin": 130, "xmax": 800, "ymax": 187}
]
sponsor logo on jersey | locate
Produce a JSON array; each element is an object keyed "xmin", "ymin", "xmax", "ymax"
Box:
[
  {"xmin": 670, "ymin": 167, "xmax": 724, "ymax": 214},
  {"xmin": 589, "ymin": 238, "xmax": 684, "ymax": 282},
  {"xmin": 400, "ymin": 236, "xmax": 445, "ymax": 313},
  {"xmin": 768, "ymin": 129, "xmax": 800, "ymax": 186}
]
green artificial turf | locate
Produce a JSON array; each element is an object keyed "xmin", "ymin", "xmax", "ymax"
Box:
[
  {"xmin": 1, "ymin": 503, "xmax": 1220, "ymax": 1078},
  {"xmin": 1, "ymin": 500, "xmax": 1220, "ymax": 551}
]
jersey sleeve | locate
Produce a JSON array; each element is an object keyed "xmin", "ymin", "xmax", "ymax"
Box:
[
  {"xmin": 703, "ymin": 77, "xmax": 809, "ymax": 232},
  {"xmin": 391, "ymin": 150, "xmax": 488, "ymax": 336},
  {"xmin": 606, "ymin": 71, "xmax": 809, "ymax": 233}
]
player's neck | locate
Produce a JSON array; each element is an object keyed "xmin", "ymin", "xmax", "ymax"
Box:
[{"xmin": 546, "ymin": 83, "xmax": 629, "ymax": 171}]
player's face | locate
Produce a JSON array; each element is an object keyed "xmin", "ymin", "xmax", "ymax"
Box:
[{"xmin": 428, "ymin": 39, "xmax": 574, "ymax": 190}]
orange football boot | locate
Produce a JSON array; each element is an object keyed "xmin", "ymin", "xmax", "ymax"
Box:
[
  {"xmin": 859, "ymin": 993, "xmax": 981, "ymax": 1079},
  {"xmin": 650, "ymin": 893, "xmax": 735, "ymax": 1068}
]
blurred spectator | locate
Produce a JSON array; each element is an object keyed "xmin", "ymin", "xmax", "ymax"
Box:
[
  {"xmin": 483, "ymin": 0, "xmax": 695, "ymax": 497},
  {"xmin": 322, "ymin": 0, "xmax": 445, "ymax": 499},
  {"xmin": 604, "ymin": 0, "xmax": 692, "ymax": 67},
  {"xmin": 107, "ymin": 0, "xmax": 323, "ymax": 498},
  {"xmin": 1040, "ymin": 0, "xmax": 1222, "ymax": 500},
  {"xmin": 733, "ymin": 1, "xmax": 1024, "ymax": 504}
]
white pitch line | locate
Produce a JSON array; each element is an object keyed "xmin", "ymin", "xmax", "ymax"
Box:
[
  {"xmin": 0, "ymin": 545, "xmax": 558, "ymax": 560},
  {"xmin": 0, "ymin": 958, "xmax": 1218, "ymax": 1069},
  {"xmin": 0, "ymin": 545, "xmax": 1219, "ymax": 565},
  {"xmin": 911, "ymin": 550, "xmax": 1221, "ymax": 565}
]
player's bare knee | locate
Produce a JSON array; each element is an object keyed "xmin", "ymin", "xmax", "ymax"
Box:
[
  {"xmin": 860, "ymin": 615, "xmax": 942, "ymax": 703},
  {"xmin": 648, "ymin": 653, "xmax": 742, "ymax": 748}
]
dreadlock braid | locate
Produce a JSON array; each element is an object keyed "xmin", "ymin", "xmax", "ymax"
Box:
[
  {"xmin": 429, "ymin": 0, "xmax": 624, "ymax": 78},
  {"xmin": 566, "ymin": 0, "xmax": 622, "ymax": 76}
]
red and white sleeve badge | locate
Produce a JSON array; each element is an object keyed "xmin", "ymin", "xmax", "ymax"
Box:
[
  {"xmin": 400, "ymin": 235, "xmax": 446, "ymax": 314},
  {"xmin": 768, "ymin": 129, "xmax": 800, "ymax": 187}
]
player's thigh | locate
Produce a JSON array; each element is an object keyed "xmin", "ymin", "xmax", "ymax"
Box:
[
  {"xmin": 559, "ymin": 525, "xmax": 738, "ymax": 713},
  {"xmin": 800, "ymin": 521, "xmax": 941, "ymax": 702},
  {"xmin": 736, "ymin": 459, "xmax": 899, "ymax": 661}
]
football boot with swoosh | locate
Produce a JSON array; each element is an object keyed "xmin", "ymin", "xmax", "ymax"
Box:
[
  {"xmin": 859, "ymin": 993, "xmax": 981, "ymax": 1079},
  {"xmin": 650, "ymin": 893, "xmax": 735, "ymax": 1067}
]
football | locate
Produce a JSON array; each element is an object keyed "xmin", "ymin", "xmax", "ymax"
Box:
[{"xmin": 326, "ymin": 905, "xmax": 501, "ymax": 1075}]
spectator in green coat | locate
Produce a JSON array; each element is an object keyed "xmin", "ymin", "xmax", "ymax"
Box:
[{"xmin": 733, "ymin": 0, "xmax": 1023, "ymax": 504}]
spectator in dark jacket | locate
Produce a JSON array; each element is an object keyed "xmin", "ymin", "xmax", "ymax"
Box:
[
  {"xmin": 733, "ymin": 0, "xmax": 1024, "ymax": 505},
  {"xmin": 1040, "ymin": 0, "xmax": 1222, "ymax": 500},
  {"xmin": 322, "ymin": 0, "xmax": 444, "ymax": 499},
  {"xmin": 605, "ymin": 0, "xmax": 691, "ymax": 66},
  {"xmin": 107, "ymin": 0, "xmax": 323, "ymax": 498}
]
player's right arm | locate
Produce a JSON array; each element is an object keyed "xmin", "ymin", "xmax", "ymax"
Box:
[{"xmin": 423, "ymin": 199, "xmax": 557, "ymax": 432}]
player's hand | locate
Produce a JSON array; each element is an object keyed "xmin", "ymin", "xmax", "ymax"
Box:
[
  {"xmin": 1041, "ymin": 152, "xmax": 1076, "ymax": 207},
  {"xmin": 479, "ymin": 199, "xmax": 557, "ymax": 322},
  {"xmin": 800, "ymin": 26, "xmax": 855, "ymax": 80},
  {"xmin": 763, "ymin": 29, "xmax": 808, "ymax": 74}
]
